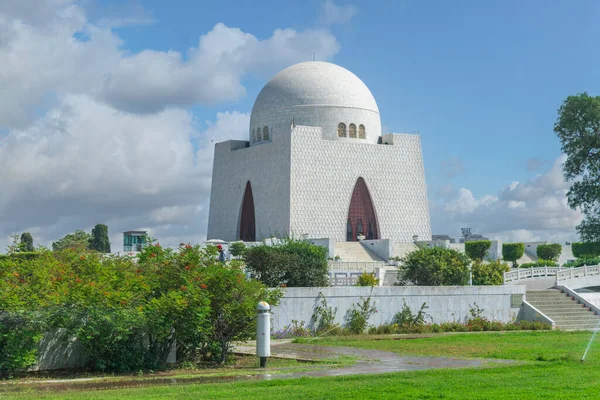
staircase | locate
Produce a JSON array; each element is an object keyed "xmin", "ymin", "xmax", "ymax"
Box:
[
  {"xmin": 527, "ymin": 289, "xmax": 600, "ymax": 330},
  {"xmin": 334, "ymin": 242, "xmax": 384, "ymax": 262}
]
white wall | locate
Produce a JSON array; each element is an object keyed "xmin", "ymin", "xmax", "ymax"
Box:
[
  {"xmin": 360, "ymin": 239, "xmax": 391, "ymax": 260},
  {"xmin": 270, "ymin": 285, "xmax": 525, "ymax": 331}
]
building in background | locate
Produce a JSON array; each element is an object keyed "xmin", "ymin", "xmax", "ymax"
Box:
[
  {"xmin": 123, "ymin": 231, "xmax": 147, "ymax": 252},
  {"xmin": 207, "ymin": 61, "xmax": 431, "ymax": 243}
]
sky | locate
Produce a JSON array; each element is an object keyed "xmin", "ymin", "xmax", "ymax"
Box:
[{"xmin": 1, "ymin": 0, "xmax": 597, "ymax": 252}]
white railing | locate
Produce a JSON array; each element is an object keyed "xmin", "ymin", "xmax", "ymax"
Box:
[
  {"xmin": 503, "ymin": 264, "xmax": 600, "ymax": 284},
  {"xmin": 556, "ymin": 265, "xmax": 600, "ymax": 283},
  {"xmin": 329, "ymin": 276, "xmax": 359, "ymax": 286},
  {"xmin": 328, "ymin": 260, "xmax": 385, "ymax": 271},
  {"xmin": 503, "ymin": 267, "xmax": 560, "ymax": 283}
]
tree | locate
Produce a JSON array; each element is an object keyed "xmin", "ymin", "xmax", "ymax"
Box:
[
  {"xmin": 502, "ymin": 243, "xmax": 524, "ymax": 267},
  {"xmin": 465, "ymin": 240, "xmax": 491, "ymax": 261},
  {"xmin": 398, "ymin": 247, "xmax": 470, "ymax": 286},
  {"xmin": 554, "ymin": 93, "xmax": 600, "ymax": 241},
  {"xmin": 244, "ymin": 238, "xmax": 329, "ymax": 287},
  {"xmin": 472, "ymin": 260, "xmax": 510, "ymax": 285},
  {"xmin": 229, "ymin": 242, "xmax": 247, "ymax": 257},
  {"xmin": 19, "ymin": 232, "xmax": 34, "ymax": 252},
  {"xmin": 52, "ymin": 230, "xmax": 91, "ymax": 251},
  {"xmin": 90, "ymin": 224, "xmax": 111, "ymax": 253},
  {"xmin": 536, "ymin": 244, "xmax": 562, "ymax": 262}
]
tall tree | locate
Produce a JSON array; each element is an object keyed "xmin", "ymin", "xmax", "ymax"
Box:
[
  {"xmin": 555, "ymin": 93, "xmax": 600, "ymax": 241},
  {"xmin": 20, "ymin": 232, "xmax": 34, "ymax": 252},
  {"xmin": 52, "ymin": 230, "xmax": 92, "ymax": 251},
  {"xmin": 89, "ymin": 224, "xmax": 111, "ymax": 253}
]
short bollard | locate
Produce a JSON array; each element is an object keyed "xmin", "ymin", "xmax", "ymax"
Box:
[{"xmin": 256, "ymin": 301, "xmax": 271, "ymax": 368}]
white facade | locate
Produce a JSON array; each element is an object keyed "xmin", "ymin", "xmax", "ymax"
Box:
[{"xmin": 207, "ymin": 61, "xmax": 431, "ymax": 243}]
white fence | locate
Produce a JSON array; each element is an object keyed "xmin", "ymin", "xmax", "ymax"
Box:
[
  {"xmin": 503, "ymin": 265, "xmax": 600, "ymax": 285},
  {"xmin": 328, "ymin": 260, "xmax": 385, "ymax": 272}
]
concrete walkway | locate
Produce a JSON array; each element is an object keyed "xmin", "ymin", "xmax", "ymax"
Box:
[{"xmin": 233, "ymin": 340, "xmax": 517, "ymax": 377}]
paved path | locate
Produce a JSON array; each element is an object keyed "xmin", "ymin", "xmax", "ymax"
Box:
[{"xmin": 233, "ymin": 340, "xmax": 517, "ymax": 378}]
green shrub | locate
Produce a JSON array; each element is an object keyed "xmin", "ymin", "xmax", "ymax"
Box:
[
  {"xmin": 519, "ymin": 259, "xmax": 558, "ymax": 268},
  {"xmin": 536, "ymin": 244, "xmax": 562, "ymax": 261},
  {"xmin": 0, "ymin": 311, "xmax": 45, "ymax": 377},
  {"xmin": 0, "ymin": 252, "xmax": 40, "ymax": 262},
  {"xmin": 345, "ymin": 297, "xmax": 377, "ymax": 334},
  {"xmin": 502, "ymin": 243, "xmax": 524, "ymax": 266},
  {"xmin": 562, "ymin": 256, "xmax": 600, "ymax": 268},
  {"xmin": 229, "ymin": 242, "xmax": 247, "ymax": 257},
  {"xmin": 465, "ymin": 240, "xmax": 491, "ymax": 261},
  {"xmin": 391, "ymin": 301, "xmax": 430, "ymax": 326},
  {"xmin": 244, "ymin": 238, "xmax": 329, "ymax": 287},
  {"xmin": 398, "ymin": 247, "xmax": 470, "ymax": 286},
  {"xmin": 310, "ymin": 293, "xmax": 339, "ymax": 334},
  {"xmin": 572, "ymin": 242, "xmax": 600, "ymax": 258},
  {"xmin": 472, "ymin": 260, "xmax": 510, "ymax": 285},
  {"xmin": 355, "ymin": 271, "xmax": 379, "ymax": 286}
]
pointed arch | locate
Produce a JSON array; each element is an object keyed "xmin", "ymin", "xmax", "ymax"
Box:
[
  {"xmin": 346, "ymin": 177, "xmax": 379, "ymax": 241},
  {"xmin": 239, "ymin": 181, "xmax": 256, "ymax": 241}
]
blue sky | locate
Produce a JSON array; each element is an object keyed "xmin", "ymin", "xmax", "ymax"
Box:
[{"xmin": 0, "ymin": 0, "xmax": 595, "ymax": 249}]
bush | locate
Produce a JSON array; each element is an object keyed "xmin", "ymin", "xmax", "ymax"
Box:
[
  {"xmin": 244, "ymin": 238, "xmax": 329, "ymax": 287},
  {"xmin": 465, "ymin": 240, "xmax": 491, "ymax": 261},
  {"xmin": 472, "ymin": 260, "xmax": 510, "ymax": 285},
  {"xmin": 355, "ymin": 271, "xmax": 379, "ymax": 286},
  {"xmin": 572, "ymin": 242, "xmax": 600, "ymax": 258},
  {"xmin": 345, "ymin": 297, "xmax": 377, "ymax": 334},
  {"xmin": 310, "ymin": 293, "xmax": 339, "ymax": 334},
  {"xmin": 398, "ymin": 247, "xmax": 470, "ymax": 286},
  {"xmin": 519, "ymin": 259, "xmax": 558, "ymax": 268},
  {"xmin": 229, "ymin": 242, "xmax": 247, "ymax": 257},
  {"xmin": 536, "ymin": 244, "xmax": 562, "ymax": 261},
  {"xmin": 0, "ymin": 311, "xmax": 45, "ymax": 377},
  {"xmin": 391, "ymin": 301, "xmax": 430, "ymax": 326},
  {"xmin": 0, "ymin": 252, "xmax": 40, "ymax": 262},
  {"xmin": 502, "ymin": 243, "xmax": 524, "ymax": 266},
  {"xmin": 562, "ymin": 256, "xmax": 600, "ymax": 268}
]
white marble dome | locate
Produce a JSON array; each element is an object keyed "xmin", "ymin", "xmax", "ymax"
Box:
[{"xmin": 249, "ymin": 61, "xmax": 382, "ymax": 145}]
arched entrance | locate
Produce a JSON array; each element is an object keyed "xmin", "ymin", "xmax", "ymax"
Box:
[
  {"xmin": 239, "ymin": 181, "xmax": 256, "ymax": 241},
  {"xmin": 346, "ymin": 178, "xmax": 379, "ymax": 241}
]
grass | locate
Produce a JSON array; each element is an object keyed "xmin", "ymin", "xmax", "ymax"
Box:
[
  {"xmin": 313, "ymin": 330, "xmax": 600, "ymax": 362},
  {"xmin": 3, "ymin": 331, "xmax": 600, "ymax": 399}
]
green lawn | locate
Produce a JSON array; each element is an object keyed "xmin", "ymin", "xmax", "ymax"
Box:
[{"xmin": 4, "ymin": 331, "xmax": 600, "ymax": 399}]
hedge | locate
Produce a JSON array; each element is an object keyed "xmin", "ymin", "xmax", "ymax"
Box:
[
  {"xmin": 0, "ymin": 252, "xmax": 40, "ymax": 262},
  {"xmin": 502, "ymin": 243, "xmax": 524, "ymax": 264},
  {"xmin": 572, "ymin": 242, "xmax": 600, "ymax": 258},
  {"xmin": 519, "ymin": 259, "xmax": 558, "ymax": 268},
  {"xmin": 536, "ymin": 244, "xmax": 562, "ymax": 261},
  {"xmin": 465, "ymin": 240, "xmax": 492, "ymax": 261}
]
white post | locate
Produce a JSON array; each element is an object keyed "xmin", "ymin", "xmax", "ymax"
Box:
[{"xmin": 256, "ymin": 301, "xmax": 271, "ymax": 368}]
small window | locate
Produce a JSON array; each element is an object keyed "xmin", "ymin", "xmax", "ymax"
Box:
[
  {"xmin": 357, "ymin": 218, "xmax": 363, "ymax": 236},
  {"xmin": 349, "ymin": 123, "xmax": 357, "ymax": 138},
  {"xmin": 359, "ymin": 124, "xmax": 366, "ymax": 139},
  {"xmin": 337, "ymin": 123, "xmax": 347, "ymax": 137},
  {"xmin": 257, "ymin": 127, "xmax": 262, "ymax": 142},
  {"xmin": 252, "ymin": 129, "xmax": 256, "ymax": 142},
  {"xmin": 263, "ymin": 126, "xmax": 269, "ymax": 141},
  {"xmin": 346, "ymin": 218, "xmax": 353, "ymax": 241}
]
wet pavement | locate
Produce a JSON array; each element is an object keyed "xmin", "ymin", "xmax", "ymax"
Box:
[{"xmin": 1, "ymin": 340, "xmax": 518, "ymax": 393}]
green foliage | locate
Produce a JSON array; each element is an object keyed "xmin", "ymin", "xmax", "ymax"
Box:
[
  {"xmin": 472, "ymin": 260, "xmax": 510, "ymax": 285},
  {"xmin": 562, "ymin": 256, "xmax": 600, "ymax": 268},
  {"xmin": 464, "ymin": 240, "xmax": 491, "ymax": 261},
  {"xmin": 398, "ymin": 247, "xmax": 471, "ymax": 286},
  {"xmin": 310, "ymin": 293, "xmax": 339, "ymax": 334},
  {"xmin": 391, "ymin": 301, "xmax": 430, "ymax": 327},
  {"xmin": 19, "ymin": 232, "xmax": 34, "ymax": 252},
  {"xmin": 355, "ymin": 271, "xmax": 379, "ymax": 287},
  {"xmin": 0, "ymin": 244, "xmax": 280, "ymax": 373},
  {"xmin": 344, "ymin": 297, "xmax": 377, "ymax": 334},
  {"xmin": 571, "ymin": 242, "xmax": 600, "ymax": 258},
  {"xmin": 89, "ymin": 224, "xmax": 111, "ymax": 253},
  {"xmin": 0, "ymin": 252, "xmax": 40, "ymax": 262},
  {"xmin": 554, "ymin": 93, "xmax": 600, "ymax": 241},
  {"xmin": 244, "ymin": 238, "xmax": 329, "ymax": 287},
  {"xmin": 52, "ymin": 230, "xmax": 91, "ymax": 251},
  {"xmin": 229, "ymin": 242, "xmax": 247, "ymax": 257},
  {"xmin": 536, "ymin": 244, "xmax": 562, "ymax": 261},
  {"xmin": 502, "ymin": 243, "xmax": 524, "ymax": 266},
  {"xmin": 519, "ymin": 259, "xmax": 559, "ymax": 268}
]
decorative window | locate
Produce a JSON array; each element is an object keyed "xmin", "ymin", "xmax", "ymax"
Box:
[
  {"xmin": 263, "ymin": 126, "xmax": 269, "ymax": 141},
  {"xmin": 252, "ymin": 129, "xmax": 256, "ymax": 142},
  {"xmin": 337, "ymin": 123, "xmax": 347, "ymax": 137},
  {"xmin": 357, "ymin": 218, "xmax": 363, "ymax": 236},
  {"xmin": 358, "ymin": 124, "xmax": 366, "ymax": 139},
  {"xmin": 256, "ymin": 127, "xmax": 262, "ymax": 142},
  {"xmin": 349, "ymin": 123, "xmax": 357, "ymax": 138},
  {"xmin": 346, "ymin": 218, "xmax": 353, "ymax": 242}
]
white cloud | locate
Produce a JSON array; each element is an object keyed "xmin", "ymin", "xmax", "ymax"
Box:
[
  {"xmin": 0, "ymin": 4, "xmax": 339, "ymax": 127},
  {"xmin": 432, "ymin": 155, "xmax": 582, "ymax": 242},
  {"xmin": 318, "ymin": 1, "xmax": 358, "ymax": 25}
]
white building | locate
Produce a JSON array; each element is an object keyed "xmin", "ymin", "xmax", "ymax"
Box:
[{"xmin": 207, "ymin": 61, "xmax": 431, "ymax": 243}]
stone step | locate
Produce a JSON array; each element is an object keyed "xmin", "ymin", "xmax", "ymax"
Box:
[
  {"xmin": 552, "ymin": 316, "xmax": 600, "ymax": 323},
  {"xmin": 556, "ymin": 324, "xmax": 600, "ymax": 331},
  {"xmin": 541, "ymin": 310, "xmax": 598, "ymax": 317},
  {"xmin": 532, "ymin": 305, "xmax": 591, "ymax": 312}
]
